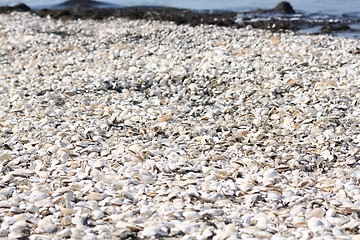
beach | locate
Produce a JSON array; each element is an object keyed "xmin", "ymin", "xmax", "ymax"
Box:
[{"xmin": 0, "ymin": 11, "xmax": 360, "ymax": 239}]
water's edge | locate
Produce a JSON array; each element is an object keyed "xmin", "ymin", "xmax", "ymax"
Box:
[{"xmin": 1, "ymin": 2, "xmax": 360, "ymax": 39}]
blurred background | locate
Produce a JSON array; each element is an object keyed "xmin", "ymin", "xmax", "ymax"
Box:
[{"xmin": 1, "ymin": 0, "xmax": 360, "ymax": 17}]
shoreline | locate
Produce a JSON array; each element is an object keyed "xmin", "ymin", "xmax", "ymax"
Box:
[
  {"xmin": 0, "ymin": 11, "xmax": 360, "ymax": 239},
  {"xmin": 1, "ymin": 2, "xmax": 360, "ymax": 38}
]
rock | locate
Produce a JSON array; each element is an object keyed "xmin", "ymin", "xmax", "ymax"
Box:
[
  {"xmin": 274, "ymin": 1, "xmax": 295, "ymax": 14},
  {"xmin": 321, "ymin": 23, "xmax": 351, "ymax": 33},
  {"xmin": 56, "ymin": 0, "xmax": 108, "ymax": 8},
  {"xmin": 13, "ymin": 3, "xmax": 31, "ymax": 11},
  {"xmin": 0, "ymin": 3, "xmax": 31, "ymax": 13}
]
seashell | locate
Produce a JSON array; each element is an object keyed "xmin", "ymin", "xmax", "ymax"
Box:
[
  {"xmin": 9, "ymin": 220, "xmax": 27, "ymax": 232},
  {"xmin": 110, "ymin": 199, "xmax": 122, "ymax": 206},
  {"xmin": 336, "ymin": 189, "xmax": 347, "ymax": 199},
  {"xmin": 306, "ymin": 208, "xmax": 325, "ymax": 219},
  {"xmin": 140, "ymin": 225, "xmax": 168, "ymax": 237},
  {"xmin": 282, "ymin": 117, "xmax": 293, "ymax": 128},
  {"xmin": 58, "ymin": 229, "xmax": 71, "ymax": 238},
  {"xmin": 92, "ymin": 160, "xmax": 106, "ymax": 169},
  {"xmin": 224, "ymin": 224, "xmax": 236, "ymax": 237},
  {"xmin": 12, "ymin": 169, "xmax": 27, "ymax": 177},
  {"xmin": 87, "ymin": 193, "xmax": 105, "ymax": 201},
  {"xmin": 0, "ymin": 229, "xmax": 9, "ymax": 237},
  {"xmin": 26, "ymin": 204, "xmax": 39, "ymax": 214},
  {"xmin": 203, "ymin": 209, "xmax": 224, "ymax": 217},
  {"xmin": 335, "ymin": 205, "xmax": 360, "ymax": 214},
  {"xmin": 253, "ymin": 119, "xmax": 261, "ymax": 127},
  {"xmin": 353, "ymin": 235, "xmax": 360, "ymax": 240},
  {"xmin": 157, "ymin": 115, "xmax": 173, "ymax": 122},
  {"xmin": 35, "ymin": 216, "xmax": 57, "ymax": 233},
  {"xmin": 30, "ymin": 191, "xmax": 48, "ymax": 202},
  {"xmin": 275, "ymin": 164, "xmax": 290, "ymax": 172},
  {"xmin": 128, "ymin": 66, "xmax": 139, "ymax": 73},
  {"xmin": 140, "ymin": 205, "xmax": 154, "ymax": 217},
  {"xmin": 201, "ymin": 227, "xmax": 215, "ymax": 238},
  {"xmin": 290, "ymin": 206, "xmax": 304, "ymax": 216},
  {"xmin": 254, "ymin": 214, "xmax": 268, "ymax": 230},
  {"xmin": 263, "ymin": 168, "xmax": 278, "ymax": 179},
  {"xmin": 81, "ymin": 146, "xmax": 100, "ymax": 153},
  {"xmin": 0, "ymin": 151, "xmax": 13, "ymax": 161},
  {"xmin": 234, "ymin": 129, "xmax": 249, "ymax": 139},
  {"xmin": 115, "ymin": 221, "xmax": 143, "ymax": 231},
  {"xmin": 0, "ymin": 200, "xmax": 13, "ymax": 208},
  {"xmin": 271, "ymin": 36, "xmax": 280, "ymax": 46},
  {"xmin": 92, "ymin": 210, "xmax": 105, "ymax": 219},
  {"xmin": 75, "ymin": 141, "xmax": 88, "ymax": 148},
  {"xmin": 2, "ymin": 173, "xmax": 14, "ymax": 183},
  {"xmin": 64, "ymin": 90, "xmax": 76, "ymax": 96},
  {"xmin": 8, "ymin": 231, "xmax": 23, "ymax": 239},
  {"xmin": 321, "ymin": 149, "xmax": 334, "ymax": 161},
  {"xmin": 182, "ymin": 211, "xmax": 201, "ymax": 220},
  {"xmin": 61, "ymin": 216, "xmax": 72, "ymax": 226},
  {"xmin": 293, "ymin": 216, "xmax": 306, "ymax": 227},
  {"xmin": 70, "ymin": 228, "xmax": 83, "ymax": 238},
  {"xmin": 239, "ymin": 180, "xmax": 254, "ymax": 192},
  {"xmin": 47, "ymin": 145, "xmax": 60, "ymax": 155},
  {"xmin": 267, "ymin": 192, "xmax": 280, "ymax": 201},
  {"xmin": 307, "ymin": 217, "xmax": 323, "ymax": 232},
  {"xmin": 60, "ymin": 208, "xmax": 76, "ymax": 216},
  {"xmin": 57, "ymin": 147, "xmax": 69, "ymax": 155},
  {"xmin": 9, "ymin": 207, "xmax": 24, "ymax": 214},
  {"xmin": 239, "ymin": 226, "xmax": 261, "ymax": 234},
  {"xmin": 188, "ymin": 83, "xmax": 198, "ymax": 92},
  {"xmin": 100, "ymin": 150, "xmax": 111, "ymax": 156},
  {"xmin": 128, "ymin": 144, "xmax": 143, "ymax": 155},
  {"xmin": 0, "ymin": 187, "xmax": 15, "ymax": 197}
]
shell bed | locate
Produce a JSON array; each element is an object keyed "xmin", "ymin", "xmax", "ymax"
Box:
[{"xmin": 0, "ymin": 11, "xmax": 360, "ymax": 240}]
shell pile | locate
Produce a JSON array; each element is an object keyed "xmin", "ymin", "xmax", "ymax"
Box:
[{"xmin": 1, "ymin": 12, "xmax": 360, "ymax": 239}]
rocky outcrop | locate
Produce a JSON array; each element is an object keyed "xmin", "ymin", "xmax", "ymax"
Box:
[
  {"xmin": 274, "ymin": 1, "xmax": 295, "ymax": 14},
  {"xmin": 0, "ymin": 3, "xmax": 31, "ymax": 13}
]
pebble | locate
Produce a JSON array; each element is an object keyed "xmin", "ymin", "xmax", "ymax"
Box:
[{"xmin": 0, "ymin": 11, "xmax": 359, "ymax": 239}]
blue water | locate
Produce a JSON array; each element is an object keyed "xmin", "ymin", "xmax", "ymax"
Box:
[{"xmin": 1, "ymin": 0, "xmax": 360, "ymax": 18}]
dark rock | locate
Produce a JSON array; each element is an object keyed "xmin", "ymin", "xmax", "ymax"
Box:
[
  {"xmin": 0, "ymin": 6, "xmax": 13, "ymax": 13},
  {"xmin": 34, "ymin": 6, "xmax": 315, "ymax": 32},
  {"xmin": 37, "ymin": 6, "xmax": 238, "ymax": 27},
  {"xmin": 39, "ymin": 8, "xmax": 73, "ymax": 19},
  {"xmin": 248, "ymin": 18, "xmax": 301, "ymax": 31},
  {"xmin": 13, "ymin": 3, "xmax": 31, "ymax": 11},
  {"xmin": 56, "ymin": 0, "xmax": 112, "ymax": 8},
  {"xmin": 321, "ymin": 23, "xmax": 351, "ymax": 33},
  {"xmin": 74, "ymin": 4, "xmax": 95, "ymax": 10},
  {"xmin": 274, "ymin": 1, "xmax": 295, "ymax": 14},
  {"xmin": 0, "ymin": 3, "xmax": 31, "ymax": 13}
]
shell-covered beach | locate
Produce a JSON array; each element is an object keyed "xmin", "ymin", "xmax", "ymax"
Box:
[{"xmin": 0, "ymin": 11, "xmax": 360, "ymax": 239}]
